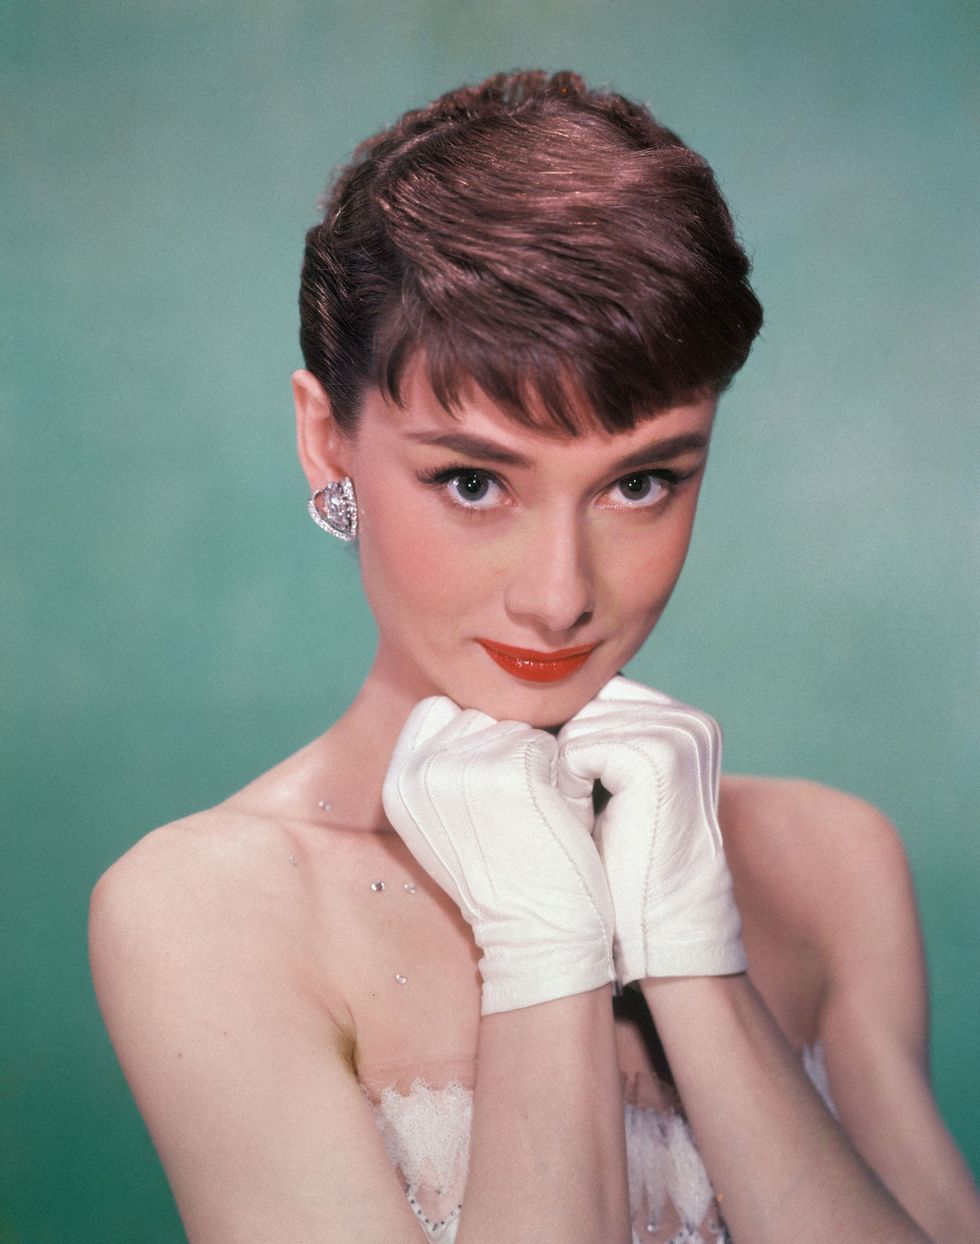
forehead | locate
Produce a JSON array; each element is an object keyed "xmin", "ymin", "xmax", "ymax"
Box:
[{"xmin": 360, "ymin": 358, "xmax": 717, "ymax": 460}]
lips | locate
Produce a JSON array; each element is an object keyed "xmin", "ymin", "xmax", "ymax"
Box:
[{"xmin": 476, "ymin": 639, "xmax": 597, "ymax": 683}]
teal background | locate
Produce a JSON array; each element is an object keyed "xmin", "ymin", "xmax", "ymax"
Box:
[{"xmin": 2, "ymin": 1, "xmax": 977, "ymax": 1238}]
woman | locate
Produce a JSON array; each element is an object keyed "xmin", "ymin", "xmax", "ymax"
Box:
[{"xmin": 90, "ymin": 72, "xmax": 980, "ymax": 1242}]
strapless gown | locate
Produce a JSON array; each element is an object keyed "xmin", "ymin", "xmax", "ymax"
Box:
[{"xmin": 363, "ymin": 1043, "xmax": 835, "ymax": 1244}]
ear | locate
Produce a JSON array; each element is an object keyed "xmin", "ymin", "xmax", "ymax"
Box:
[{"xmin": 293, "ymin": 369, "xmax": 352, "ymax": 491}]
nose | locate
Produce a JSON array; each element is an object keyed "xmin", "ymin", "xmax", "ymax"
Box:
[{"xmin": 503, "ymin": 508, "xmax": 595, "ymax": 637}]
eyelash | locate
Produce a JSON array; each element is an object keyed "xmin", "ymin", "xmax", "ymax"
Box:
[{"xmin": 415, "ymin": 463, "xmax": 693, "ymax": 513}]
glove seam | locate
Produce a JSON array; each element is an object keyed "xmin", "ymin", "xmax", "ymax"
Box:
[{"xmin": 521, "ymin": 740, "xmax": 615, "ymax": 967}]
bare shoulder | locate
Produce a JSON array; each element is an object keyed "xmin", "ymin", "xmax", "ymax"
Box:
[
  {"xmin": 89, "ymin": 725, "xmax": 355, "ymax": 953},
  {"xmin": 719, "ymin": 775, "xmax": 926, "ymax": 1038},
  {"xmin": 89, "ymin": 804, "xmax": 351, "ymax": 1048},
  {"xmin": 720, "ymin": 773, "xmax": 913, "ymax": 881},
  {"xmin": 88, "ymin": 812, "xmax": 428, "ymax": 1239},
  {"xmin": 719, "ymin": 774, "xmax": 918, "ymax": 933},
  {"xmin": 94, "ymin": 806, "xmax": 273, "ymax": 894},
  {"xmin": 91, "ymin": 807, "xmax": 303, "ymax": 955}
]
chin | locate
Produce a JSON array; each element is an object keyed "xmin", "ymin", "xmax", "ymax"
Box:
[{"xmin": 446, "ymin": 673, "xmax": 606, "ymax": 731}]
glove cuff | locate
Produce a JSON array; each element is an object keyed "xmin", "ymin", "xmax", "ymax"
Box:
[
  {"xmin": 616, "ymin": 934, "xmax": 748, "ymax": 986},
  {"xmin": 479, "ymin": 944, "xmax": 616, "ymax": 1015}
]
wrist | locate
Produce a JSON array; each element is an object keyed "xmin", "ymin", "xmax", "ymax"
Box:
[{"xmin": 637, "ymin": 970, "xmax": 753, "ymax": 1027}]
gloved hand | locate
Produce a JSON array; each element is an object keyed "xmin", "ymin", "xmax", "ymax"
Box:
[
  {"xmin": 557, "ymin": 675, "xmax": 747, "ymax": 985},
  {"xmin": 382, "ymin": 696, "xmax": 616, "ymax": 1015}
]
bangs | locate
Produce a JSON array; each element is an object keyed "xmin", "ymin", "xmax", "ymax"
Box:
[
  {"xmin": 376, "ymin": 322, "xmax": 707, "ymax": 437},
  {"xmin": 375, "ymin": 328, "xmax": 681, "ymax": 435}
]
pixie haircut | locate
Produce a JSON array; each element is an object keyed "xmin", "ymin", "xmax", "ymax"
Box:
[{"xmin": 300, "ymin": 70, "xmax": 763, "ymax": 436}]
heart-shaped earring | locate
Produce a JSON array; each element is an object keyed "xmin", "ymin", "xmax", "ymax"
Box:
[{"xmin": 308, "ymin": 477, "xmax": 358, "ymax": 543}]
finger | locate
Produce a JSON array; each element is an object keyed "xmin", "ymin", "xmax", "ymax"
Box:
[
  {"xmin": 647, "ymin": 703, "xmax": 723, "ymax": 809},
  {"xmin": 555, "ymin": 752, "xmax": 596, "ymax": 804},
  {"xmin": 398, "ymin": 696, "xmax": 462, "ymax": 749},
  {"xmin": 452, "ymin": 706, "xmax": 505, "ymax": 739},
  {"xmin": 520, "ymin": 727, "xmax": 559, "ymax": 785},
  {"xmin": 558, "ymin": 676, "xmax": 675, "ymax": 739},
  {"xmin": 434, "ymin": 717, "xmax": 537, "ymax": 772},
  {"xmin": 554, "ymin": 755, "xmax": 598, "ymax": 835},
  {"xmin": 595, "ymin": 675, "xmax": 676, "ymax": 706},
  {"xmin": 558, "ymin": 734, "xmax": 638, "ymax": 795}
]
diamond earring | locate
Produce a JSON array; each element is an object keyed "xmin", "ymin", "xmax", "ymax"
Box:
[{"xmin": 308, "ymin": 477, "xmax": 358, "ymax": 543}]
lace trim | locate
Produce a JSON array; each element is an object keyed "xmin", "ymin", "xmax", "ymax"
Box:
[
  {"xmin": 364, "ymin": 1079, "xmax": 471, "ymax": 1232},
  {"xmin": 364, "ymin": 1044, "xmax": 832, "ymax": 1243}
]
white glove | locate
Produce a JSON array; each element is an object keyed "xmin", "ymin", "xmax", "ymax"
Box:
[
  {"xmin": 382, "ymin": 696, "xmax": 616, "ymax": 1015},
  {"xmin": 558, "ymin": 675, "xmax": 747, "ymax": 985}
]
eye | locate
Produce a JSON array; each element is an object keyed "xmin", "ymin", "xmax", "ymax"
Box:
[
  {"xmin": 417, "ymin": 466, "xmax": 507, "ymax": 511},
  {"xmin": 607, "ymin": 471, "xmax": 672, "ymax": 508},
  {"xmin": 449, "ymin": 471, "xmax": 497, "ymax": 506}
]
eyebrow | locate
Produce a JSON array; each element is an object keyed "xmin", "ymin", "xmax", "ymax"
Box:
[
  {"xmin": 404, "ymin": 430, "xmax": 710, "ymax": 472},
  {"xmin": 611, "ymin": 432, "xmax": 710, "ymax": 472},
  {"xmin": 405, "ymin": 431, "xmax": 533, "ymax": 466}
]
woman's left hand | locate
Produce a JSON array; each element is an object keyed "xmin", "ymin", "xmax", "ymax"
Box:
[
  {"xmin": 558, "ymin": 675, "xmax": 746, "ymax": 985},
  {"xmin": 382, "ymin": 695, "xmax": 617, "ymax": 1014}
]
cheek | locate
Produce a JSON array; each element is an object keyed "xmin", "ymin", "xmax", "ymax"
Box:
[
  {"xmin": 606, "ymin": 505, "xmax": 699, "ymax": 627},
  {"xmin": 356, "ymin": 489, "xmax": 485, "ymax": 633}
]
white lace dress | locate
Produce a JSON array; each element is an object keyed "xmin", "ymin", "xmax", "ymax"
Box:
[{"xmin": 363, "ymin": 1044, "xmax": 835, "ymax": 1244}]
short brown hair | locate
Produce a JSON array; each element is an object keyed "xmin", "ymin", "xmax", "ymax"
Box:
[{"xmin": 299, "ymin": 70, "xmax": 763, "ymax": 436}]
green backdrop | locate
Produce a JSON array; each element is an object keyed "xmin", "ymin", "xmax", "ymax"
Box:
[{"xmin": 3, "ymin": 2, "xmax": 977, "ymax": 1238}]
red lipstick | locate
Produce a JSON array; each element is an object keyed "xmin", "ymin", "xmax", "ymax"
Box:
[{"xmin": 476, "ymin": 639, "xmax": 597, "ymax": 684}]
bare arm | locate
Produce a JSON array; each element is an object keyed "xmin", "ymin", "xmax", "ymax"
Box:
[
  {"xmin": 460, "ymin": 985, "xmax": 629, "ymax": 1244},
  {"xmin": 558, "ymin": 682, "xmax": 944, "ymax": 1242},
  {"xmin": 92, "ymin": 817, "xmax": 630, "ymax": 1241},
  {"xmin": 641, "ymin": 973, "xmax": 928, "ymax": 1243},
  {"xmin": 643, "ymin": 783, "xmax": 980, "ymax": 1244},
  {"xmin": 815, "ymin": 794, "xmax": 980, "ymax": 1243},
  {"xmin": 90, "ymin": 828, "xmax": 428, "ymax": 1243}
]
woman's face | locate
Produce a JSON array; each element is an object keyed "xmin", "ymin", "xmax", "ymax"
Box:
[{"xmin": 335, "ymin": 360, "xmax": 715, "ymax": 727}]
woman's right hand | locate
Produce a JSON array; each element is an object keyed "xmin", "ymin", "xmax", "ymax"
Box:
[{"xmin": 382, "ymin": 696, "xmax": 616, "ymax": 1015}]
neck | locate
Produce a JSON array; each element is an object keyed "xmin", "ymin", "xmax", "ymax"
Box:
[{"xmin": 315, "ymin": 651, "xmax": 436, "ymax": 831}]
